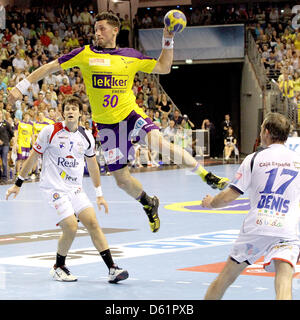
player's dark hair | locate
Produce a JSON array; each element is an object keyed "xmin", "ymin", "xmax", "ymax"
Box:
[
  {"xmin": 262, "ymin": 112, "xmax": 290, "ymax": 142},
  {"xmin": 62, "ymin": 96, "xmax": 83, "ymax": 113},
  {"xmin": 95, "ymin": 11, "xmax": 121, "ymax": 29}
]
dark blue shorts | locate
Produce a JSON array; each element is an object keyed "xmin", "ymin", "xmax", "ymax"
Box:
[{"xmin": 97, "ymin": 110, "xmax": 159, "ymax": 172}]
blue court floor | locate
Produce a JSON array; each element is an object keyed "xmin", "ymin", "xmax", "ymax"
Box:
[{"xmin": 0, "ymin": 163, "xmax": 300, "ymax": 301}]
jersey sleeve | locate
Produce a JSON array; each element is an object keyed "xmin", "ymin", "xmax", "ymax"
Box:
[
  {"xmin": 229, "ymin": 154, "xmax": 253, "ymax": 194},
  {"xmin": 58, "ymin": 46, "xmax": 85, "ymax": 70},
  {"xmin": 33, "ymin": 125, "xmax": 53, "ymax": 154},
  {"xmin": 137, "ymin": 52, "xmax": 157, "ymax": 73},
  {"xmin": 84, "ymin": 130, "xmax": 96, "ymax": 158}
]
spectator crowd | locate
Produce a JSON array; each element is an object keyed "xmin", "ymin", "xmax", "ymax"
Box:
[{"xmin": 246, "ymin": 6, "xmax": 300, "ymax": 125}]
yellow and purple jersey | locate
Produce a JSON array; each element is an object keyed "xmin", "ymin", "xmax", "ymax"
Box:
[
  {"xmin": 33, "ymin": 121, "xmax": 50, "ymax": 135},
  {"xmin": 58, "ymin": 45, "xmax": 157, "ymax": 124},
  {"xmin": 16, "ymin": 121, "xmax": 33, "ymax": 148},
  {"xmin": 44, "ymin": 118, "xmax": 55, "ymax": 125}
]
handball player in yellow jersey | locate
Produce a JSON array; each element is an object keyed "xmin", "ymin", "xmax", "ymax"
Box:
[
  {"xmin": 8, "ymin": 12, "xmax": 229, "ymax": 233},
  {"xmin": 14, "ymin": 112, "xmax": 34, "ymax": 175}
]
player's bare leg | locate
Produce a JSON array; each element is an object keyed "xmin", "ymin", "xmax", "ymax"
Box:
[
  {"xmin": 111, "ymin": 166, "xmax": 143, "ymax": 199},
  {"xmin": 147, "ymin": 129, "xmax": 229, "ymax": 190},
  {"xmin": 57, "ymin": 215, "xmax": 78, "ymax": 256},
  {"xmin": 204, "ymin": 257, "xmax": 248, "ymax": 300},
  {"xmin": 78, "ymin": 207, "xmax": 128, "ymax": 283},
  {"xmin": 111, "ymin": 166, "xmax": 160, "ymax": 233},
  {"xmin": 50, "ymin": 215, "xmax": 78, "ymax": 282},
  {"xmin": 274, "ymin": 260, "xmax": 293, "ymax": 300},
  {"xmin": 78, "ymin": 207, "xmax": 109, "ymax": 252}
]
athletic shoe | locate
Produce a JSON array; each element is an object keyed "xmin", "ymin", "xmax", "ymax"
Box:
[
  {"xmin": 205, "ymin": 172, "xmax": 229, "ymax": 190},
  {"xmin": 108, "ymin": 265, "xmax": 129, "ymax": 283},
  {"xmin": 143, "ymin": 196, "xmax": 160, "ymax": 232},
  {"xmin": 50, "ymin": 264, "xmax": 78, "ymax": 282}
]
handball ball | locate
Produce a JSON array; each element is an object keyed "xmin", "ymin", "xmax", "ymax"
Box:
[{"xmin": 164, "ymin": 10, "xmax": 187, "ymax": 33}]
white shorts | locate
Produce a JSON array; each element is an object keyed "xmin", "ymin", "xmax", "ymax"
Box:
[
  {"xmin": 230, "ymin": 232, "xmax": 300, "ymax": 272},
  {"xmin": 42, "ymin": 187, "xmax": 93, "ymax": 225}
]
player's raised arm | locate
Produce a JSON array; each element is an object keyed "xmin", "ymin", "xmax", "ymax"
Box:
[
  {"xmin": 151, "ymin": 27, "xmax": 175, "ymax": 75},
  {"xmin": 5, "ymin": 149, "xmax": 40, "ymax": 199},
  {"xmin": 8, "ymin": 59, "xmax": 62, "ymax": 104},
  {"xmin": 152, "ymin": 10, "xmax": 186, "ymax": 75}
]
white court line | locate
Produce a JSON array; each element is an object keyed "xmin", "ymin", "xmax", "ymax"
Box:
[{"xmin": 23, "ymin": 273, "xmax": 37, "ymax": 275}]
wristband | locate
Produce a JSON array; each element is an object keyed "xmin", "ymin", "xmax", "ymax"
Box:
[
  {"xmin": 15, "ymin": 79, "xmax": 31, "ymax": 95},
  {"xmin": 95, "ymin": 186, "xmax": 103, "ymax": 197},
  {"xmin": 162, "ymin": 37, "xmax": 174, "ymax": 49},
  {"xmin": 15, "ymin": 175, "xmax": 25, "ymax": 187}
]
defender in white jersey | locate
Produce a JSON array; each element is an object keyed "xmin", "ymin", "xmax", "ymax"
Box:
[
  {"xmin": 34, "ymin": 121, "xmax": 94, "ymax": 196},
  {"xmin": 202, "ymin": 113, "xmax": 300, "ymax": 300},
  {"xmin": 6, "ymin": 97, "xmax": 128, "ymax": 284}
]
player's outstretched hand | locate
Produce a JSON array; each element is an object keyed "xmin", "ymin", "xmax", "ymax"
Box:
[
  {"xmin": 96, "ymin": 196, "xmax": 109, "ymax": 214},
  {"xmin": 163, "ymin": 27, "xmax": 175, "ymax": 38},
  {"xmin": 8, "ymin": 87, "xmax": 22, "ymax": 105},
  {"xmin": 201, "ymin": 194, "xmax": 213, "ymax": 208},
  {"xmin": 6, "ymin": 185, "xmax": 20, "ymax": 200}
]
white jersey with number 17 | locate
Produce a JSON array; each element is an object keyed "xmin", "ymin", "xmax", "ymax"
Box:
[{"xmin": 230, "ymin": 143, "xmax": 300, "ymax": 238}]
